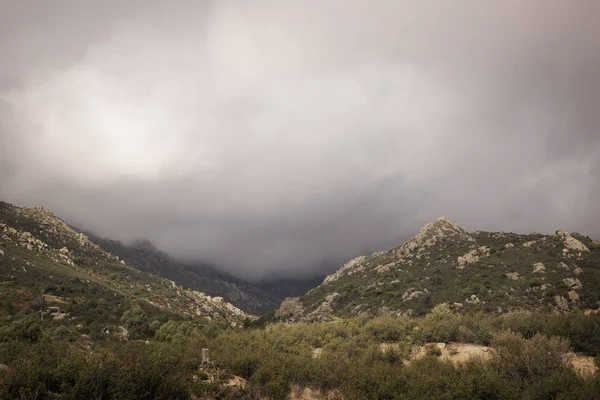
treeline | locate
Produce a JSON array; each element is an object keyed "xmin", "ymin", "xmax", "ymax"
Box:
[{"xmin": 1, "ymin": 306, "xmax": 600, "ymax": 399}]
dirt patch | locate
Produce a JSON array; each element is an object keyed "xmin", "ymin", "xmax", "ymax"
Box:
[
  {"xmin": 290, "ymin": 385, "xmax": 342, "ymax": 400},
  {"xmin": 225, "ymin": 375, "xmax": 248, "ymax": 389},
  {"xmin": 290, "ymin": 386, "xmax": 322, "ymax": 400},
  {"xmin": 566, "ymin": 353, "xmax": 597, "ymax": 379},
  {"xmin": 403, "ymin": 342, "xmax": 492, "ymax": 365},
  {"xmin": 442, "ymin": 343, "xmax": 493, "ymax": 365}
]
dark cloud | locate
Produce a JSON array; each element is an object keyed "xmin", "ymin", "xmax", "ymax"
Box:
[{"xmin": 1, "ymin": 1, "xmax": 599, "ymax": 280}]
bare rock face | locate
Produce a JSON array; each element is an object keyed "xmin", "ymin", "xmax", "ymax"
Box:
[
  {"xmin": 555, "ymin": 295, "xmax": 569, "ymax": 311},
  {"xmin": 574, "ymin": 267, "xmax": 583, "ymax": 275},
  {"xmin": 0, "ymin": 249, "xmax": 4, "ymax": 257}
]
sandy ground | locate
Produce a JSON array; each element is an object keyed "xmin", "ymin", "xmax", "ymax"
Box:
[{"xmin": 398, "ymin": 342, "xmax": 492, "ymax": 365}]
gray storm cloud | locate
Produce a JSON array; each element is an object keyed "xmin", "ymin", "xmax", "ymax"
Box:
[{"xmin": 1, "ymin": 1, "xmax": 599, "ymax": 280}]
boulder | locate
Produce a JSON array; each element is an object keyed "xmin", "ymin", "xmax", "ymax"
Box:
[
  {"xmin": 555, "ymin": 295, "xmax": 569, "ymax": 311},
  {"xmin": 563, "ymin": 278, "xmax": 583, "ymax": 290},
  {"xmin": 533, "ymin": 262, "xmax": 546, "ymax": 273},
  {"xmin": 568, "ymin": 291, "xmax": 580, "ymax": 302},
  {"xmin": 505, "ymin": 272, "xmax": 520, "ymax": 281}
]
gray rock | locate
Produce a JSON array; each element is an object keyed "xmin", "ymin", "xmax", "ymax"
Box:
[
  {"xmin": 555, "ymin": 295, "xmax": 569, "ymax": 311},
  {"xmin": 505, "ymin": 272, "xmax": 520, "ymax": 281},
  {"xmin": 568, "ymin": 290, "xmax": 580, "ymax": 302},
  {"xmin": 563, "ymin": 278, "xmax": 583, "ymax": 290},
  {"xmin": 533, "ymin": 262, "xmax": 546, "ymax": 273}
]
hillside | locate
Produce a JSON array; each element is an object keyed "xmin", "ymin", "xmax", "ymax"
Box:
[
  {"xmin": 278, "ymin": 217, "xmax": 600, "ymax": 321},
  {"xmin": 83, "ymin": 234, "xmax": 279, "ymax": 314},
  {"xmin": 0, "ymin": 201, "xmax": 247, "ymax": 337},
  {"xmin": 2, "ymin": 204, "xmax": 600, "ymax": 399}
]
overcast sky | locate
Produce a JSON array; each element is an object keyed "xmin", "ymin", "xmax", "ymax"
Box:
[{"xmin": 1, "ymin": 1, "xmax": 599, "ymax": 280}]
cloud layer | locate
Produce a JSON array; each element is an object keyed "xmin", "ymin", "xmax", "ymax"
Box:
[{"xmin": 1, "ymin": 1, "xmax": 599, "ymax": 279}]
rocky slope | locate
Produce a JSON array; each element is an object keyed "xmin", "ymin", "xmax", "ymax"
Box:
[
  {"xmin": 83, "ymin": 234, "xmax": 279, "ymax": 314},
  {"xmin": 0, "ymin": 201, "xmax": 247, "ymax": 334},
  {"xmin": 278, "ymin": 217, "xmax": 600, "ymax": 321}
]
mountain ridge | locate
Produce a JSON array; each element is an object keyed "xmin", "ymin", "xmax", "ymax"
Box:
[
  {"xmin": 81, "ymin": 232, "xmax": 280, "ymax": 314},
  {"xmin": 276, "ymin": 217, "xmax": 600, "ymax": 321},
  {"xmin": 0, "ymin": 200, "xmax": 247, "ymax": 332}
]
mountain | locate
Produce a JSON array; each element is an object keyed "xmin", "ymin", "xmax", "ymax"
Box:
[
  {"xmin": 0, "ymin": 201, "xmax": 247, "ymax": 336},
  {"xmin": 82, "ymin": 233, "xmax": 279, "ymax": 314},
  {"xmin": 277, "ymin": 217, "xmax": 600, "ymax": 321}
]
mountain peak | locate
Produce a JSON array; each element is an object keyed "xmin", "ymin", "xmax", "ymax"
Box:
[{"xmin": 401, "ymin": 216, "xmax": 472, "ymax": 256}]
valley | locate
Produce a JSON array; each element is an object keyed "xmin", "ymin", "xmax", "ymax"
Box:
[{"xmin": 1, "ymin": 201, "xmax": 599, "ymax": 399}]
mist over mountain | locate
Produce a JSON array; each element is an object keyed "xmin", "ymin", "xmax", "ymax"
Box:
[{"xmin": 2, "ymin": 1, "xmax": 600, "ymax": 280}]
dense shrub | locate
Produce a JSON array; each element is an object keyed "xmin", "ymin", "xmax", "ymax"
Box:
[{"xmin": 2, "ymin": 311, "xmax": 600, "ymax": 399}]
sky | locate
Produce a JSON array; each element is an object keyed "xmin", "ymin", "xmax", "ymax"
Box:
[{"xmin": 1, "ymin": 1, "xmax": 599, "ymax": 280}]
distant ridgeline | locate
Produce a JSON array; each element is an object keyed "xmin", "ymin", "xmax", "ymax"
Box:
[
  {"xmin": 82, "ymin": 233, "xmax": 281, "ymax": 315},
  {"xmin": 275, "ymin": 217, "xmax": 600, "ymax": 321}
]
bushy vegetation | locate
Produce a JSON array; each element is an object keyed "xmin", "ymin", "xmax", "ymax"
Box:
[{"xmin": 2, "ymin": 307, "xmax": 600, "ymax": 399}]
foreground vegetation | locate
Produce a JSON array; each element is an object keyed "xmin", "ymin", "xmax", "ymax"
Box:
[{"xmin": 2, "ymin": 306, "xmax": 600, "ymax": 399}]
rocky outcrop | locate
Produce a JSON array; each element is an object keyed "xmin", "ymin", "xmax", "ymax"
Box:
[
  {"xmin": 308, "ymin": 293, "xmax": 339, "ymax": 320},
  {"xmin": 555, "ymin": 296, "xmax": 569, "ymax": 311},
  {"xmin": 457, "ymin": 247, "xmax": 490, "ymax": 269},
  {"xmin": 563, "ymin": 278, "xmax": 583, "ymax": 290},
  {"xmin": 402, "ymin": 288, "xmax": 426, "ymax": 302},
  {"xmin": 532, "ymin": 262, "xmax": 546, "ymax": 273},
  {"xmin": 322, "ymin": 256, "xmax": 366, "ymax": 285},
  {"xmin": 568, "ymin": 290, "xmax": 580, "ymax": 302},
  {"xmin": 558, "ymin": 262, "xmax": 570, "ymax": 270},
  {"xmin": 557, "ymin": 231, "xmax": 589, "ymax": 253}
]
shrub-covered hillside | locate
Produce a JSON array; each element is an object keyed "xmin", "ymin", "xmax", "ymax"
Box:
[
  {"xmin": 84, "ymin": 233, "xmax": 279, "ymax": 314},
  {"xmin": 0, "ymin": 201, "xmax": 247, "ymax": 339},
  {"xmin": 280, "ymin": 217, "xmax": 600, "ymax": 321}
]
